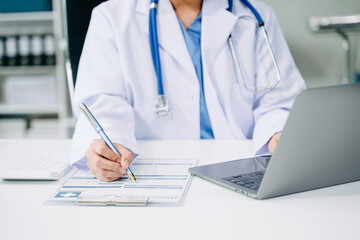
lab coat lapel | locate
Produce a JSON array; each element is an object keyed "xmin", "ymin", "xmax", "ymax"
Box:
[
  {"xmin": 136, "ymin": 0, "xmax": 198, "ymax": 81},
  {"xmin": 201, "ymin": 0, "xmax": 253, "ymax": 139},
  {"xmin": 202, "ymin": 0, "xmax": 253, "ymax": 71},
  {"xmin": 202, "ymin": 0, "xmax": 238, "ymax": 71},
  {"xmin": 201, "ymin": 0, "xmax": 238, "ymax": 139}
]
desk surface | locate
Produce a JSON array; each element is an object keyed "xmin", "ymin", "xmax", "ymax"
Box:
[{"xmin": 1, "ymin": 139, "xmax": 359, "ymax": 240}]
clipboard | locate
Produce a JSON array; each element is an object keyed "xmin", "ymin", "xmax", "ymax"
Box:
[
  {"xmin": 76, "ymin": 194, "xmax": 149, "ymax": 206},
  {"xmin": 46, "ymin": 158, "xmax": 196, "ymax": 206}
]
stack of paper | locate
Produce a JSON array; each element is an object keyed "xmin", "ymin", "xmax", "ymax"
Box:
[
  {"xmin": 4, "ymin": 74, "xmax": 57, "ymax": 105},
  {"xmin": 26, "ymin": 119, "xmax": 61, "ymax": 139},
  {"xmin": 0, "ymin": 118, "xmax": 26, "ymax": 138}
]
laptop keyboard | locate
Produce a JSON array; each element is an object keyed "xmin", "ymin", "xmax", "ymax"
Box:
[{"xmin": 222, "ymin": 171, "xmax": 265, "ymax": 191}]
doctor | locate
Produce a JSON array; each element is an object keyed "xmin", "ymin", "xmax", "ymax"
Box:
[{"xmin": 71, "ymin": 0, "xmax": 305, "ymax": 182}]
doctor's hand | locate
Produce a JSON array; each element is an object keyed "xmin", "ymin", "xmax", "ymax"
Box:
[
  {"xmin": 268, "ymin": 132, "xmax": 282, "ymax": 154},
  {"xmin": 85, "ymin": 139, "xmax": 133, "ymax": 182}
]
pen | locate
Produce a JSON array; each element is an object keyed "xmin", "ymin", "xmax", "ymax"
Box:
[{"xmin": 79, "ymin": 103, "xmax": 136, "ymax": 182}]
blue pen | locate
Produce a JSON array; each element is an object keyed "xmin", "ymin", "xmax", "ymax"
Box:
[{"xmin": 79, "ymin": 103, "xmax": 136, "ymax": 182}]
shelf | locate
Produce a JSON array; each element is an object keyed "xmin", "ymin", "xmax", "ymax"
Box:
[
  {"xmin": 0, "ymin": 66, "xmax": 56, "ymax": 76},
  {"xmin": 309, "ymin": 14, "xmax": 360, "ymax": 32},
  {"xmin": 0, "ymin": 104, "xmax": 59, "ymax": 115},
  {"xmin": 0, "ymin": 11, "xmax": 54, "ymax": 22}
]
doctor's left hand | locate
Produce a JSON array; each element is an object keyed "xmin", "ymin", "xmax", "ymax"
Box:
[
  {"xmin": 268, "ymin": 132, "xmax": 282, "ymax": 154},
  {"xmin": 85, "ymin": 139, "xmax": 133, "ymax": 182}
]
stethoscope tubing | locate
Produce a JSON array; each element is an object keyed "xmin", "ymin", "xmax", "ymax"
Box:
[
  {"xmin": 149, "ymin": 0, "xmax": 281, "ymax": 116},
  {"xmin": 149, "ymin": 0, "xmax": 164, "ymax": 95}
]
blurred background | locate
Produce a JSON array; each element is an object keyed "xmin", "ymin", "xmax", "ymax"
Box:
[
  {"xmin": 0, "ymin": 0, "xmax": 359, "ymax": 139},
  {"xmin": 263, "ymin": 0, "xmax": 360, "ymax": 88}
]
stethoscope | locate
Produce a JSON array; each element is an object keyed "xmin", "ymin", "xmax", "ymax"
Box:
[{"xmin": 149, "ymin": 0, "xmax": 281, "ymax": 118}]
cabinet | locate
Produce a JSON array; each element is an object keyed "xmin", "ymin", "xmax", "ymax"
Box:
[{"xmin": 0, "ymin": 0, "xmax": 73, "ymax": 138}]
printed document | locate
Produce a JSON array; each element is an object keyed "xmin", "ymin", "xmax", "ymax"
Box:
[{"xmin": 47, "ymin": 158, "xmax": 196, "ymax": 206}]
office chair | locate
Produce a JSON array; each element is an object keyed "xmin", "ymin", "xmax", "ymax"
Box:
[{"xmin": 61, "ymin": 0, "xmax": 107, "ymax": 101}]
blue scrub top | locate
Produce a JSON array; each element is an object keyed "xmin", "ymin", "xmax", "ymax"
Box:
[{"xmin": 177, "ymin": 12, "xmax": 214, "ymax": 139}]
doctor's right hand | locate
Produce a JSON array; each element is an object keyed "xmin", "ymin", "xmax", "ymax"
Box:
[{"xmin": 85, "ymin": 139, "xmax": 133, "ymax": 182}]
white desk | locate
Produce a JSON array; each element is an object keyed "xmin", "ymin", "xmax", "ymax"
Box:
[{"xmin": 1, "ymin": 139, "xmax": 360, "ymax": 240}]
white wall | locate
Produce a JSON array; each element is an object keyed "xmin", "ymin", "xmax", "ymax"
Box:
[{"xmin": 262, "ymin": 0, "xmax": 360, "ymax": 88}]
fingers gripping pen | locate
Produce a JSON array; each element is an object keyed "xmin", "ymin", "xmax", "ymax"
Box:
[{"xmin": 79, "ymin": 103, "xmax": 136, "ymax": 182}]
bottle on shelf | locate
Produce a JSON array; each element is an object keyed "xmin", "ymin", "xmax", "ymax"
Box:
[
  {"xmin": 30, "ymin": 34, "xmax": 44, "ymax": 66},
  {"xmin": 18, "ymin": 35, "xmax": 31, "ymax": 66},
  {"xmin": 44, "ymin": 34, "xmax": 56, "ymax": 65},
  {"xmin": 4, "ymin": 36, "xmax": 18, "ymax": 66}
]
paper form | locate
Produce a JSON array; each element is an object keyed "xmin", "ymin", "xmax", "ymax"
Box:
[{"xmin": 47, "ymin": 158, "xmax": 196, "ymax": 206}]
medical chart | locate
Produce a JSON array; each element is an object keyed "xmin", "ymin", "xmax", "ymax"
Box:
[{"xmin": 47, "ymin": 158, "xmax": 196, "ymax": 206}]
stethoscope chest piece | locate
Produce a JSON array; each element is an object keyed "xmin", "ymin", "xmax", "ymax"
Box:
[{"xmin": 154, "ymin": 95, "xmax": 171, "ymax": 118}]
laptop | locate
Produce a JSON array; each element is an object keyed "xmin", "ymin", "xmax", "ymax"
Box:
[{"xmin": 189, "ymin": 84, "xmax": 360, "ymax": 199}]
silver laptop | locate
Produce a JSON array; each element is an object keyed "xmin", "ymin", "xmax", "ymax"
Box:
[{"xmin": 189, "ymin": 84, "xmax": 360, "ymax": 199}]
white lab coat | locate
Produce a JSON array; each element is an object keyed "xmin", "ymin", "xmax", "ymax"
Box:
[{"xmin": 71, "ymin": 0, "xmax": 305, "ymax": 168}]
